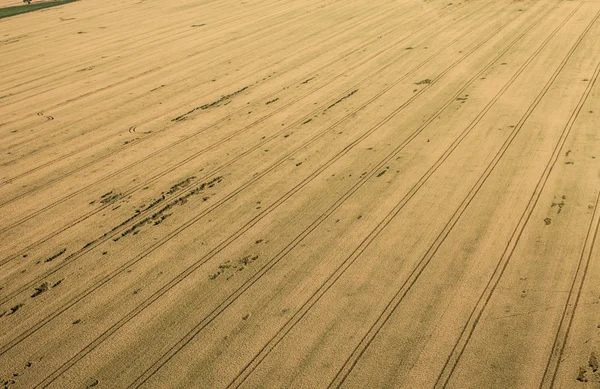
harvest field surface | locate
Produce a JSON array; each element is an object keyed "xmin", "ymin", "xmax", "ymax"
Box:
[{"xmin": 1, "ymin": 0, "xmax": 600, "ymax": 387}]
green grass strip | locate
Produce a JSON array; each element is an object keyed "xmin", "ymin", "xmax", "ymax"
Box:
[{"xmin": 0, "ymin": 0, "xmax": 78, "ymax": 20}]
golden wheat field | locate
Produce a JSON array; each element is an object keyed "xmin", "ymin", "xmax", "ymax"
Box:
[{"xmin": 0, "ymin": 0, "xmax": 600, "ymax": 387}]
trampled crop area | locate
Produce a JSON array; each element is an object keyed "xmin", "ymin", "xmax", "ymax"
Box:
[{"xmin": 1, "ymin": 0, "xmax": 599, "ymax": 387}]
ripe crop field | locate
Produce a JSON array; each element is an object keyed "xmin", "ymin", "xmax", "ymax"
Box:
[{"xmin": 1, "ymin": 0, "xmax": 600, "ymax": 387}]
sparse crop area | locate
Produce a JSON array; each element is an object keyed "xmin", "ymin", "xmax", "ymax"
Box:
[{"xmin": 0, "ymin": 0, "xmax": 600, "ymax": 387}]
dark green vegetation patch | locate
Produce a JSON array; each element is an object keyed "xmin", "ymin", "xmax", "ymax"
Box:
[{"xmin": 0, "ymin": 0, "xmax": 78, "ymax": 20}]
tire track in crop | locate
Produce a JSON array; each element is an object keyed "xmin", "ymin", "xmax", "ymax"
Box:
[
  {"xmin": 0, "ymin": 0, "xmax": 483, "ymax": 270},
  {"xmin": 0, "ymin": 0, "xmax": 493, "ymax": 317},
  {"xmin": 0, "ymin": 1, "xmax": 454, "ymax": 211},
  {"xmin": 0, "ymin": 0, "xmax": 353, "ymax": 154},
  {"xmin": 0, "ymin": 0, "xmax": 274, "ymax": 76},
  {"xmin": 430, "ymin": 10, "xmax": 600, "ymax": 389},
  {"xmin": 0, "ymin": 0, "xmax": 376, "ymax": 160},
  {"xmin": 225, "ymin": 4, "xmax": 585, "ymax": 388},
  {"xmin": 326, "ymin": 7, "xmax": 596, "ymax": 389},
  {"xmin": 0, "ymin": 0, "xmax": 420, "ymax": 175},
  {"xmin": 0, "ymin": 0, "xmax": 252, "ymax": 80},
  {"xmin": 12, "ymin": 4, "xmax": 549, "ymax": 386},
  {"xmin": 537, "ymin": 60, "xmax": 600, "ymax": 389},
  {"xmin": 0, "ymin": 0, "xmax": 236, "ymax": 72},
  {"xmin": 0, "ymin": 0, "xmax": 396, "ymax": 141},
  {"xmin": 0, "ymin": 0, "xmax": 315, "ymax": 100},
  {"xmin": 539, "ymin": 188, "xmax": 600, "ymax": 389},
  {"xmin": 0, "ymin": 0, "xmax": 511, "ymax": 364},
  {"xmin": 0, "ymin": 0, "xmax": 333, "ymax": 111},
  {"xmin": 0, "ymin": 0, "xmax": 284, "ymax": 118}
]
